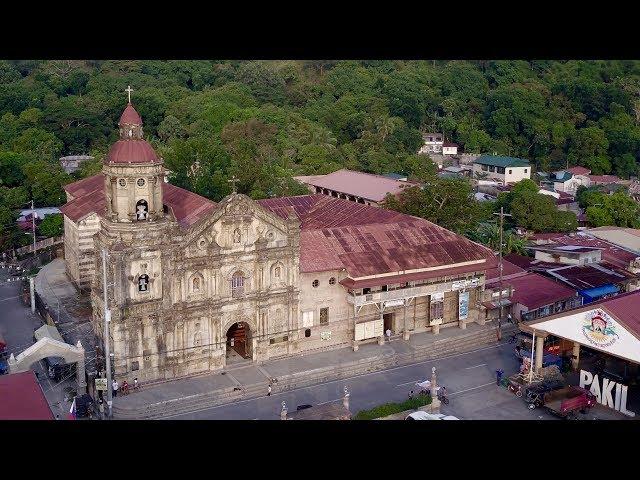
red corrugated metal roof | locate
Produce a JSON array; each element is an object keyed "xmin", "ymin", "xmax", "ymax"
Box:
[
  {"xmin": 259, "ymin": 195, "xmax": 495, "ymax": 275},
  {"xmin": 64, "ymin": 174, "xmax": 104, "ymax": 200},
  {"xmin": 549, "ymin": 234, "xmax": 638, "ymax": 270},
  {"xmin": 545, "ymin": 263, "xmax": 636, "ymax": 290},
  {"xmin": 119, "ymin": 103, "xmax": 142, "ymax": 125},
  {"xmin": 61, "ymin": 174, "xmax": 216, "ymax": 228},
  {"xmin": 588, "ymin": 174, "xmax": 621, "ymax": 184},
  {"xmin": 105, "ymin": 140, "xmax": 159, "ymax": 164},
  {"xmin": 508, "ymin": 273, "xmax": 578, "ymax": 310},
  {"xmin": 567, "ymin": 166, "xmax": 591, "ymax": 176},
  {"xmin": 0, "ymin": 371, "xmax": 54, "ymax": 420},
  {"xmin": 295, "ymin": 169, "xmax": 416, "ymax": 202}
]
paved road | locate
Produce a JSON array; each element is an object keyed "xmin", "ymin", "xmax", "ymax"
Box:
[
  {"xmin": 166, "ymin": 341, "xmax": 558, "ymax": 420},
  {"xmin": 0, "ymin": 265, "xmax": 75, "ymax": 419}
]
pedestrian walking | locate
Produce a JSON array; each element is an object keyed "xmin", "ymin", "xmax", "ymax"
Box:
[
  {"xmin": 267, "ymin": 384, "xmax": 272, "ymax": 396},
  {"xmin": 496, "ymin": 368, "xmax": 504, "ymax": 386},
  {"xmin": 385, "ymin": 328, "xmax": 392, "ymax": 342},
  {"xmin": 112, "ymin": 379, "xmax": 119, "ymax": 398},
  {"xmin": 507, "ymin": 313, "xmax": 513, "ymax": 324},
  {"xmin": 98, "ymin": 399, "xmax": 105, "ymax": 420},
  {"xmin": 134, "ymin": 377, "xmax": 139, "ymax": 390}
]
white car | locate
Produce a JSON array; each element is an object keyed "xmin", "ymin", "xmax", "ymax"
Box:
[{"xmin": 405, "ymin": 411, "xmax": 460, "ymax": 420}]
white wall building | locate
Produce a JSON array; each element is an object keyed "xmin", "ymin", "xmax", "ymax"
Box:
[{"xmin": 472, "ymin": 156, "xmax": 531, "ymax": 184}]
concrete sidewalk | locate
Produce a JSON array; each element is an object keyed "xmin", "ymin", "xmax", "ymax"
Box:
[{"xmin": 113, "ymin": 321, "xmax": 512, "ymax": 418}]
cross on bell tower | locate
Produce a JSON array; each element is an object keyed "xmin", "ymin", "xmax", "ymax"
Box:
[
  {"xmin": 125, "ymin": 85, "xmax": 134, "ymax": 104},
  {"xmin": 228, "ymin": 175, "xmax": 239, "ymax": 193}
]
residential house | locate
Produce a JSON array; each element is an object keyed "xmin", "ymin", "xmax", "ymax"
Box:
[
  {"xmin": 418, "ymin": 132, "xmax": 444, "ymax": 155},
  {"xmin": 472, "ymin": 156, "xmax": 531, "ymax": 184}
]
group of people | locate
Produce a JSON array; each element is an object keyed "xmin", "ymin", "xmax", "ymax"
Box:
[{"xmin": 111, "ymin": 377, "xmax": 139, "ymax": 397}]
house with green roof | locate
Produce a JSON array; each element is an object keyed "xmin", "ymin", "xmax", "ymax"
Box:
[{"xmin": 472, "ymin": 155, "xmax": 531, "ymax": 184}]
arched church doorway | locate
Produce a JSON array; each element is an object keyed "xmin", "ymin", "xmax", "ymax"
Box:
[{"xmin": 226, "ymin": 322, "xmax": 251, "ymax": 364}]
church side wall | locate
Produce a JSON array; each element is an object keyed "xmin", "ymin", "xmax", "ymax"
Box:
[
  {"xmin": 77, "ymin": 213, "xmax": 101, "ymax": 290},
  {"xmin": 63, "ymin": 216, "xmax": 80, "ymax": 288},
  {"xmin": 295, "ymin": 270, "xmax": 353, "ymax": 354}
]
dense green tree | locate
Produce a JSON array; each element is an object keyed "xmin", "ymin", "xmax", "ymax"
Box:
[{"xmin": 38, "ymin": 213, "xmax": 64, "ymax": 237}]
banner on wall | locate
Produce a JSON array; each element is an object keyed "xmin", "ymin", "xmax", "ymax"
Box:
[{"xmin": 458, "ymin": 291, "xmax": 469, "ymax": 320}]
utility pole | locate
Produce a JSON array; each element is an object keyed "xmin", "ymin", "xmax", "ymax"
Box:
[
  {"xmin": 30, "ymin": 199, "xmax": 36, "ymax": 261},
  {"xmin": 493, "ymin": 207, "xmax": 512, "ymax": 342},
  {"xmin": 102, "ymin": 250, "xmax": 113, "ymax": 419}
]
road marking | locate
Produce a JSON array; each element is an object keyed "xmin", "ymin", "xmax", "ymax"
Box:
[
  {"xmin": 396, "ymin": 380, "xmax": 421, "ymax": 387},
  {"xmin": 449, "ymin": 382, "xmax": 495, "ymax": 396},
  {"xmin": 160, "ymin": 341, "xmax": 510, "ymax": 419},
  {"xmin": 317, "ymin": 398, "xmax": 341, "ymax": 406},
  {"xmin": 465, "ymin": 363, "xmax": 486, "ymax": 370}
]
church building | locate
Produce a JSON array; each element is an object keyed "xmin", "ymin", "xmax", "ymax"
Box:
[{"xmin": 60, "ymin": 97, "xmax": 497, "ymax": 383}]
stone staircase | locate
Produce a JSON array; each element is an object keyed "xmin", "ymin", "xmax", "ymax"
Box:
[{"xmin": 113, "ymin": 323, "xmax": 516, "ymax": 420}]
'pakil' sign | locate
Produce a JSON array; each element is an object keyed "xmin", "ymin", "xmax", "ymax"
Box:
[{"xmin": 580, "ymin": 370, "xmax": 635, "ymax": 417}]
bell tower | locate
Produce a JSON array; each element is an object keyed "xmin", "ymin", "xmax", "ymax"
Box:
[{"xmin": 103, "ymin": 87, "xmax": 165, "ymax": 224}]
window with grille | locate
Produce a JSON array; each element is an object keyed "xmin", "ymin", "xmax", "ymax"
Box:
[
  {"xmin": 329, "ymin": 277, "xmax": 336, "ymax": 285},
  {"xmin": 305, "ymin": 329, "xmax": 311, "ymax": 338},
  {"xmin": 430, "ymin": 293, "xmax": 444, "ymax": 321},
  {"xmin": 231, "ymin": 272, "xmax": 245, "ymax": 298},
  {"xmin": 319, "ymin": 307, "xmax": 329, "ymax": 325},
  {"xmin": 312, "ymin": 279, "xmax": 319, "ymax": 288}
]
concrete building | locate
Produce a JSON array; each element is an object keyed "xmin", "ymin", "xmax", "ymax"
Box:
[
  {"xmin": 60, "ymin": 155, "xmax": 94, "ymax": 174},
  {"xmin": 442, "ymin": 142, "xmax": 458, "ymax": 155},
  {"xmin": 60, "ymin": 100, "xmax": 497, "ymax": 384},
  {"xmin": 418, "ymin": 132, "xmax": 444, "ymax": 154},
  {"xmin": 530, "ymin": 244, "xmax": 603, "ymax": 266},
  {"xmin": 472, "ymin": 156, "xmax": 531, "ymax": 184},
  {"xmin": 294, "ymin": 169, "xmax": 419, "ymax": 206}
]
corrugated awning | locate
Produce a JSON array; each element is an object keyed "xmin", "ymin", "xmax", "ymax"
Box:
[{"xmin": 340, "ymin": 263, "xmax": 486, "ymax": 290}]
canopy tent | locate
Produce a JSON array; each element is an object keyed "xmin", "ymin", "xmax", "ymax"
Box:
[{"xmin": 578, "ymin": 284, "xmax": 619, "ymax": 303}]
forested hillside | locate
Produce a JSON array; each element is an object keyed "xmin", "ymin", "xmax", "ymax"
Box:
[{"xmin": 2, "ymin": 60, "xmax": 640, "ymax": 248}]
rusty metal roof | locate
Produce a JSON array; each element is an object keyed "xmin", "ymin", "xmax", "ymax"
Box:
[
  {"xmin": 259, "ymin": 195, "xmax": 495, "ymax": 276},
  {"xmin": 61, "ymin": 174, "xmax": 216, "ymax": 228},
  {"xmin": 105, "ymin": 139, "xmax": 159, "ymax": 165},
  {"xmin": 0, "ymin": 371, "xmax": 54, "ymax": 420},
  {"xmin": 64, "ymin": 174, "xmax": 104, "ymax": 200},
  {"xmin": 119, "ymin": 103, "xmax": 142, "ymax": 125},
  {"xmin": 294, "ymin": 169, "xmax": 417, "ymax": 202},
  {"xmin": 508, "ymin": 273, "xmax": 578, "ymax": 310}
]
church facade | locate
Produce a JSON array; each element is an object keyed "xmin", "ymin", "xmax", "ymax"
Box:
[{"xmin": 61, "ymin": 100, "xmax": 497, "ymax": 383}]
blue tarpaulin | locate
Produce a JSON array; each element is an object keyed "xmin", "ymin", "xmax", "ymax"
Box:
[{"xmin": 578, "ymin": 284, "xmax": 619, "ymax": 303}]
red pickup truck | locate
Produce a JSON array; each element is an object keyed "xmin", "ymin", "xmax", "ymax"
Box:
[{"xmin": 540, "ymin": 386, "xmax": 596, "ymax": 419}]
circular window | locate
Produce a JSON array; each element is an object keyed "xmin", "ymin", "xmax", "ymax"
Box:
[
  {"xmin": 198, "ymin": 239, "xmax": 206, "ymax": 249},
  {"xmin": 312, "ymin": 279, "xmax": 319, "ymax": 288},
  {"xmin": 267, "ymin": 231, "xmax": 274, "ymax": 240},
  {"xmin": 137, "ymin": 178, "xmax": 146, "ymax": 187},
  {"xmin": 118, "ymin": 179, "xmax": 126, "ymax": 187},
  {"xmin": 329, "ymin": 277, "xmax": 336, "ymax": 285}
]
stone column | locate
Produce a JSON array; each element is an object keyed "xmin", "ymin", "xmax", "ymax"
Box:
[
  {"xmin": 535, "ymin": 335, "xmax": 544, "ymax": 372},
  {"xmin": 432, "ymin": 323, "xmax": 440, "ymax": 335},
  {"xmin": 572, "ymin": 342, "xmax": 580, "ymax": 371},
  {"xmin": 76, "ymin": 341, "xmax": 87, "ymax": 394},
  {"xmin": 429, "ymin": 366, "xmax": 441, "ymax": 413},
  {"xmin": 280, "ymin": 401, "xmax": 288, "ymax": 420},
  {"xmin": 403, "ymin": 303, "xmax": 410, "ymax": 340}
]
